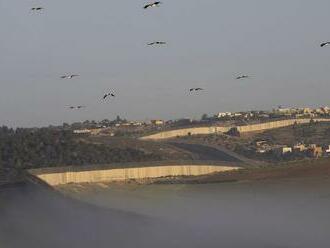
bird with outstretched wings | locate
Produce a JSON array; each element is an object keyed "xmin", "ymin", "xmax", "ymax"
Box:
[{"xmin": 144, "ymin": 1, "xmax": 162, "ymax": 9}]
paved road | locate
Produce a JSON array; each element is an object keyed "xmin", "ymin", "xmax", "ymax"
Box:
[{"xmin": 169, "ymin": 142, "xmax": 241, "ymax": 162}]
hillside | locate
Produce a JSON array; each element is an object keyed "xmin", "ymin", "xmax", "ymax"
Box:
[
  {"xmin": 179, "ymin": 121, "xmax": 330, "ymax": 162},
  {"xmin": 0, "ymin": 127, "xmax": 193, "ymax": 171},
  {"xmin": 251, "ymin": 121, "xmax": 330, "ymax": 145}
]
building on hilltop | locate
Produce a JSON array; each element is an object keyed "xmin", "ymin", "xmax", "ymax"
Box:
[
  {"xmin": 308, "ymin": 146, "xmax": 323, "ymax": 158},
  {"xmin": 150, "ymin": 120, "xmax": 164, "ymax": 125},
  {"xmin": 282, "ymin": 147, "xmax": 293, "ymax": 154},
  {"xmin": 325, "ymin": 145, "xmax": 330, "ymax": 154},
  {"xmin": 293, "ymin": 143, "xmax": 307, "ymax": 152},
  {"xmin": 73, "ymin": 129, "xmax": 91, "ymax": 134},
  {"xmin": 273, "ymin": 146, "xmax": 293, "ymax": 155},
  {"xmin": 217, "ymin": 112, "xmax": 232, "ymax": 118}
]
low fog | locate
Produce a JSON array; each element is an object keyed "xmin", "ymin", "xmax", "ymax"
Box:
[
  {"xmin": 1, "ymin": 177, "xmax": 330, "ymax": 248},
  {"xmin": 0, "ymin": 183, "xmax": 205, "ymax": 248}
]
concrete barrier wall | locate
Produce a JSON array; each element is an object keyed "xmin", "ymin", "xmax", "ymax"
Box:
[
  {"xmin": 140, "ymin": 126, "xmax": 231, "ymax": 140},
  {"xmin": 28, "ymin": 165, "xmax": 240, "ymax": 186},
  {"xmin": 237, "ymin": 119, "xmax": 305, "ymax": 133},
  {"xmin": 237, "ymin": 118, "xmax": 330, "ymax": 132},
  {"xmin": 141, "ymin": 118, "xmax": 330, "ymax": 140}
]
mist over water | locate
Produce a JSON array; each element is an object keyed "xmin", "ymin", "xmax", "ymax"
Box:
[{"xmin": 1, "ymin": 177, "xmax": 330, "ymax": 248}]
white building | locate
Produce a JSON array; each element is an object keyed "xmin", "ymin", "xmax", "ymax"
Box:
[
  {"xmin": 217, "ymin": 112, "xmax": 232, "ymax": 118},
  {"xmin": 326, "ymin": 145, "xmax": 330, "ymax": 153},
  {"xmin": 282, "ymin": 147, "xmax": 293, "ymax": 154},
  {"xmin": 73, "ymin": 129, "xmax": 91, "ymax": 134},
  {"xmin": 150, "ymin": 120, "xmax": 164, "ymax": 125}
]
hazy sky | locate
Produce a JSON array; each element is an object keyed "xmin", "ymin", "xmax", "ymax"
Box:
[{"xmin": 1, "ymin": 0, "xmax": 330, "ymax": 127}]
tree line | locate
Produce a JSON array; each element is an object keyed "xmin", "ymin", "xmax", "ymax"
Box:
[{"xmin": 0, "ymin": 126, "xmax": 160, "ymax": 170}]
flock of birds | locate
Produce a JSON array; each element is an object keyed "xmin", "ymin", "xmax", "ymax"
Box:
[{"xmin": 29, "ymin": 2, "xmax": 330, "ymax": 112}]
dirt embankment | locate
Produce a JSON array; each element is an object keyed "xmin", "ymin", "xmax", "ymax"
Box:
[{"xmin": 152, "ymin": 158, "xmax": 330, "ymax": 184}]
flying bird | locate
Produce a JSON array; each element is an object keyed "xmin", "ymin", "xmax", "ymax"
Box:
[
  {"xmin": 68, "ymin": 105, "xmax": 86, "ymax": 110},
  {"xmin": 189, "ymin": 88, "xmax": 204, "ymax": 92},
  {"xmin": 31, "ymin": 7, "xmax": 44, "ymax": 11},
  {"xmin": 236, "ymin": 75, "xmax": 249, "ymax": 80},
  {"xmin": 103, "ymin": 92, "xmax": 115, "ymax": 100},
  {"xmin": 144, "ymin": 1, "xmax": 162, "ymax": 9},
  {"xmin": 147, "ymin": 41, "xmax": 166, "ymax": 46},
  {"xmin": 320, "ymin": 42, "xmax": 330, "ymax": 47},
  {"xmin": 60, "ymin": 74, "xmax": 79, "ymax": 79}
]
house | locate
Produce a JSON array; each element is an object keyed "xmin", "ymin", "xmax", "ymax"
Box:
[
  {"xmin": 282, "ymin": 147, "xmax": 293, "ymax": 154},
  {"xmin": 326, "ymin": 145, "xmax": 330, "ymax": 153},
  {"xmin": 315, "ymin": 108, "xmax": 324, "ymax": 114},
  {"xmin": 274, "ymin": 107, "xmax": 293, "ymax": 115},
  {"xmin": 293, "ymin": 143, "xmax": 307, "ymax": 152},
  {"xmin": 150, "ymin": 120, "xmax": 164, "ymax": 125},
  {"xmin": 274, "ymin": 146, "xmax": 292, "ymax": 155},
  {"xmin": 308, "ymin": 145, "xmax": 323, "ymax": 158},
  {"xmin": 256, "ymin": 148, "xmax": 267, "ymax": 154},
  {"xmin": 131, "ymin": 121, "xmax": 144, "ymax": 126},
  {"xmin": 258, "ymin": 114, "xmax": 270, "ymax": 118},
  {"xmin": 255, "ymin": 140, "xmax": 267, "ymax": 147},
  {"xmin": 309, "ymin": 144, "xmax": 317, "ymax": 149},
  {"xmin": 217, "ymin": 112, "xmax": 232, "ymax": 118},
  {"xmin": 90, "ymin": 128, "xmax": 104, "ymax": 135},
  {"xmin": 243, "ymin": 112, "xmax": 254, "ymax": 119},
  {"xmin": 73, "ymin": 129, "xmax": 91, "ymax": 134},
  {"xmin": 312, "ymin": 147, "xmax": 323, "ymax": 158},
  {"xmin": 322, "ymin": 106, "xmax": 330, "ymax": 114},
  {"xmin": 302, "ymin": 108, "xmax": 312, "ymax": 114}
]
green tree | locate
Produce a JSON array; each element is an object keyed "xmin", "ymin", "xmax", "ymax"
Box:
[{"xmin": 201, "ymin": 113, "xmax": 208, "ymax": 121}]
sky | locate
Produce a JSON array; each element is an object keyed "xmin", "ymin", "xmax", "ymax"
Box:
[{"xmin": 1, "ymin": 0, "xmax": 330, "ymax": 127}]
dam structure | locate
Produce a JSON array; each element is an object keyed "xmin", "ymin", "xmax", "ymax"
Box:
[
  {"xmin": 28, "ymin": 163, "xmax": 241, "ymax": 186},
  {"xmin": 141, "ymin": 118, "xmax": 330, "ymax": 140}
]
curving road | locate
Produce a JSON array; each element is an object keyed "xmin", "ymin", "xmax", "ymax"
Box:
[{"xmin": 169, "ymin": 142, "xmax": 241, "ymax": 162}]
